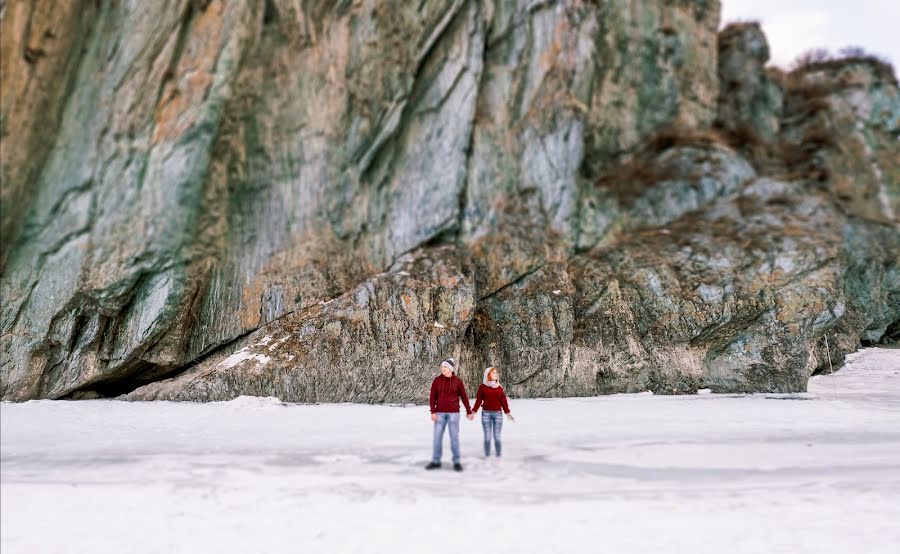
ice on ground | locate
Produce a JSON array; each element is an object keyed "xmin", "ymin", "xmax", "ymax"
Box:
[
  {"xmin": 2, "ymin": 348, "xmax": 899, "ymax": 554},
  {"xmin": 216, "ymin": 395, "xmax": 287, "ymax": 410},
  {"xmin": 808, "ymin": 346, "xmax": 899, "ymax": 402}
]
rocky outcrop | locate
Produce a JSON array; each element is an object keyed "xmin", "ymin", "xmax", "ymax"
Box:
[
  {"xmin": 571, "ymin": 177, "xmax": 889, "ymax": 394},
  {"xmin": 125, "ymin": 246, "xmax": 474, "ymax": 402},
  {"xmin": 1, "ymin": 2, "xmax": 897, "ymax": 402},
  {"xmin": 715, "ymin": 22, "xmax": 782, "ymax": 142},
  {"xmin": 780, "ymin": 55, "xmax": 899, "ymax": 223}
]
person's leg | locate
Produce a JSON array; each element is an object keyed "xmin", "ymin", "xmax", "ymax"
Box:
[
  {"xmin": 481, "ymin": 411, "xmax": 491, "ymax": 456},
  {"xmin": 432, "ymin": 413, "xmax": 448, "ymax": 463},
  {"xmin": 448, "ymin": 412, "xmax": 461, "ymax": 465},
  {"xmin": 493, "ymin": 411, "xmax": 503, "ymax": 457}
]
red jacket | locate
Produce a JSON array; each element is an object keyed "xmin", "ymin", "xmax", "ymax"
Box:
[
  {"xmin": 429, "ymin": 374, "xmax": 472, "ymax": 414},
  {"xmin": 472, "ymin": 384, "xmax": 510, "ymax": 413}
]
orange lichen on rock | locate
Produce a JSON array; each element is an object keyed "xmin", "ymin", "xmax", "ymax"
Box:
[{"xmin": 152, "ymin": 0, "xmax": 225, "ymax": 144}]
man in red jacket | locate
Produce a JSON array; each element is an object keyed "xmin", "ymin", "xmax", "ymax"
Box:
[{"xmin": 426, "ymin": 357, "xmax": 474, "ymax": 471}]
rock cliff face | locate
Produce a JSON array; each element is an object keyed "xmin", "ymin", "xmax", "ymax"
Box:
[{"xmin": 1, "ymin": 3, "xmax": 897, "ymax": 402}]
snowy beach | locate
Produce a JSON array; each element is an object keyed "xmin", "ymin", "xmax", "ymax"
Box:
[{"xmin": 2, "ymin": 348, "xmax": 899, "ymax": 553}]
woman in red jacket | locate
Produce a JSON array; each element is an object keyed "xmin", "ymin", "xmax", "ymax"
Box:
[{"xmin": 472, "ymin": 366, "xmax": 513, "ymax": 457}]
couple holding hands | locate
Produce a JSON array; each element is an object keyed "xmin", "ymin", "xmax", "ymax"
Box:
[{"xmin": 426, "ymin": 358, "xmax": 514, "ymax": 472}]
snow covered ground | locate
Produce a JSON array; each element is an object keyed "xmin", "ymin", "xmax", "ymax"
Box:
[{"xmin": 2, "ymin": 348, "xmax": 899, "ymax": 554}]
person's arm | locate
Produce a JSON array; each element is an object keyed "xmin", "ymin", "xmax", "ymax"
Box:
[
  {"xmin": 500, "ymin": 387, "xmax": 510, "ymax": 414},
  {"xmin": 429, "ymin": 378, "xmax": 438, "ymax": 413},
  {"xmin": 458, "ymin": 378, "xmax": 473, "ymax": 415},
  {"xmin": 472, "ymin": 385, "xmax": 483, "ymax": 413}
]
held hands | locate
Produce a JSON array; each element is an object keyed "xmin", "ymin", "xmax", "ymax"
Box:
[{"xmin": 431, "ymin": 413, "xmax": 475, "ymax": 421}]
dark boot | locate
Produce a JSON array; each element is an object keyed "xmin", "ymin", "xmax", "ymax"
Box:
[
  {"xmin": 453, "ymin": 463, "xmax": 463, "ymax": 472},
  {"xmin": 425, "ymin": 462, "xmax": 441, "ymax": 470}
]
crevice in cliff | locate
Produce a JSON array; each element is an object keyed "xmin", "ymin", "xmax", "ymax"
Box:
[
  {"xmin": 874, "ymin": 318, "xmax": 900, "ymax": 346},
  {"xmin": 412, "ymin": 63, "xmax": 470, "ymax": 118},
  {"xmin": 354, "ymin": 0, "xmax": 468, "ymax": 182},
  {"xmin": 141, "ymin": 300, "xmax": 302, "ymax": 395},
  {"xmin": 478, "ymin": 263, "xmax": 545, "ymax": 303},
  {"xmin": 416, "ymin": 0, "xmax": 467, "ymax": 68},
  {"xmin": 2, "ymin": 278, "xmax": 40, "ymax": 339},
  {"xmin": 62, "ymin": 288, "xmax": 335, "ymax": 399},
  {"xmin": 151, "ymin": 1, "xmax": 196, "ymax": 116},
  {"xmin": 61, "ymin": 360, "xmax": 156, "ymax": 399},
  {"xmin": 262, "ymin": 0, "xmax": 278, "ymax": 25},
  {"xmin": 486, "ymin": 0, "xmax": 553, "ymax": 49},
  {"xmin": 64, "ymin": 322, "xmax": 257, "ymax": 399},
  {"xmin": 457, "ymin": 1, "xmax": 490, "ymax": 246},
  {"xmin": 689, "ymin": 308, "xmax": 769, "ymax": 348},
  {"xmin": 512, "ymin": 365, "xmax": 546, "ymax": 387}
]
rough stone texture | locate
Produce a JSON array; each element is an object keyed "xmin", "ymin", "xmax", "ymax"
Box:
[
  {"xmin": 780, "ymin": 58, "xmax": 899, "ymax": 224},
  {"xmin": 715, "ymin": 22, "xmax": 782, "ymax": 142},
  {"xmin": 125, "ymin": 246, "xmax": 474, "ymax": 402},
  {"xmin": 0, "ymin": 0, "xmax": 99, "ymax": 269},
  {"xmin": 1, "ymin": 1, "xmax": 898, "ymax": 402},
  {"xmin": 570, "ymin": 178, "xmax": 879, "ymax": 394},
  {"xmin": 2, "ymin": 0, "xmax": 257, "ymax": 400},
  {"xmin": 583, "ymin": 141, "xmax": 757, "ymax": 249}
]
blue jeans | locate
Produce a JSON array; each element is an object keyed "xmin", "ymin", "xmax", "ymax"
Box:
[
  {"xmin": 481, "ymin": 410, "xmax": 503, "ymax": 457},
  {"xmin": 432, "ymin": 412, "xmax": 461, "ymax": 464}
]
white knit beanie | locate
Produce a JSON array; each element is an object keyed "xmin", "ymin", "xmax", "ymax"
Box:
[{"xmin": 440, "ymin": 357, "xmax": 457, "ymax": 373}]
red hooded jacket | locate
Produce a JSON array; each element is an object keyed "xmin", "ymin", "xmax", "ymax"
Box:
[{"xmin": 429, "ymin": 374, "xmax": 472, "ymax": 414}]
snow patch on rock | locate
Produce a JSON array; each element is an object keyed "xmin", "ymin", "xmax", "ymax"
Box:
[{"xmin": 217, "ymin": 347, "xmax": 272, "ymax": 370}]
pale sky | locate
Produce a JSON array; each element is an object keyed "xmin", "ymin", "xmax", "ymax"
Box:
[{"xmin": 720, "ymin": 0, "xmax": 900, "ymax": 69}]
